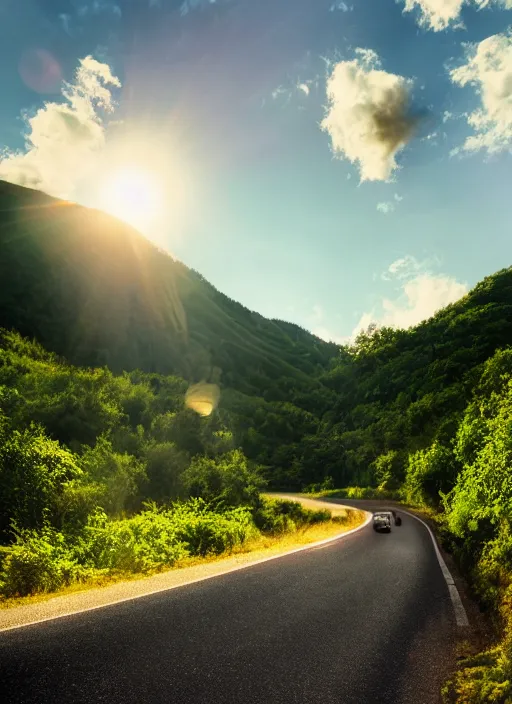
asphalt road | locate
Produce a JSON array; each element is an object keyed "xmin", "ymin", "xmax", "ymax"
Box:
[{"xmin": 0, "ymin": 502, "xmax": 457, "ymax": 704}]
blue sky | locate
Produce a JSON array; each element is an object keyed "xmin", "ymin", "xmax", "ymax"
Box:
[{"xmin": 1, "ymin": 0, "xmax": 512, "ymax": 342}]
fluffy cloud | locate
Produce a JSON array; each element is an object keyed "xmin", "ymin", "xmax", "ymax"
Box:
[
  {"xmin": 321, "ymin": 48, "xmax": 420, "ymax": 181},
  {"xmin": 402, "ymin": 0, "xmax": 465, "ymax": 31},
  {"xmin": 450, "ymin": 30, "xmax": 512, "ymax": 154},
  {"xmin": 0, "ymin": 56, "xmax": 120, "ymax": 199},
  {"xmin": 353, "ymin": 256, "xmax": 468, "ymax": 335},
  {"xmin": 386, "ymin": 254, "xmax": 422, "ymax": 278},
  {"xmin": 377, "ymin": 194, "xmax": 403, "ymax": 213},
  {"xmin": 376, "ymin": 201, "xmax": 395, "ymax": 214},
  {"xmin": 402, "ymin": 0, "xmax": 512, "ymax": 33},
  {"xmin": 330, "ymin": 1, "xmax": 350, "ymax": 10}
]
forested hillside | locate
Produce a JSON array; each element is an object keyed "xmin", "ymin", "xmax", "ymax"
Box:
[
  {"xmin": 0, "ymin": 180, "xmax": 337, "ymax": 410},
  {"xmin": 318, "ymin": 266, "xmax": 512, "ymax": 491}
]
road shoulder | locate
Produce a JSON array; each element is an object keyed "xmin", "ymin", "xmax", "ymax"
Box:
[{"xmin": 0, "ymin": 501, "xmax": 369, "ymax": 632}]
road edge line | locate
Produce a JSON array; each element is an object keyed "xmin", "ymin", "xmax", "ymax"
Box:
[
  {"xmin": 400, "ymin": 508, "xmax": 469, "ymax": 627},
  {"xmin": 0, "ymin": 508, "xmax": 372, "ymax": 633}
]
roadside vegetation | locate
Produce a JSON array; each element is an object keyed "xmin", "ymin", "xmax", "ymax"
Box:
[{"xmin": 0, "ymin": 331, "xmax": 346, "ymax": 601}]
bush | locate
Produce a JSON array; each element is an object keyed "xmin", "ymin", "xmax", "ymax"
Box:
[
  {"xmin": 182, "ymin": 450, "xmax": 265, "ymax": 508},
  {"xmin": 80, "ymin": 437, "xmax": 147, "ymax": 515},
  {"xmin": 307, "ymin": 486, "xmax": 401, "ymax": 500},
  {"xmin": 76, "ymin": 508, "xmax": 188, "ymax": 573},
  {"xmin": 170, "ymin": 501, "xmax": 258, "ymax": 556},
  {"xmin": 442, "ymin": 645, "xmax": 512, "ymax": 703},
  {"xmin": 0, "ymin": 419, "xmax": 81, "ymax": 541},
  {"xmin": 77, "ymin": 500, "xmax": 258, "ymax": 572},
  {"xmin": 142, "ymin": 441, "xmax": 189, "ymax": 502},
  {"xmin": 252, "ymin": 498, "xmax": 330, "ymax": 534},
  {"xmin": 0, "ymin": 527, "xmax": 88, "ymax": 597},
  {"xmin": 403, "ymin": 442, "xmax": 457, "ymax": 506}
]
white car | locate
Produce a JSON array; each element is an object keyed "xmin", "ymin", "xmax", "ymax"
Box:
[{"xmin": 373, "ymin": 512, "xmax": 392, "ymax": 532}]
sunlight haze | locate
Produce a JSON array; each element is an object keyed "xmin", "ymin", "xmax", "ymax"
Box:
[{"xmin": 100, "ymin": 167, "xmax": 163, "ymax": 233}]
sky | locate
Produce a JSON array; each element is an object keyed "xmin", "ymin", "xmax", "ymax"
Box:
[{"xmin": 1, "ymin": 0, "xmax": 512, "ymax": 343}]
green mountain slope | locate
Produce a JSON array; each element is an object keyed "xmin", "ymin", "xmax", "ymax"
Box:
[
  {"xmin": 317, "ymin": 266, "xmax": 512, "ymax": 486},
  {"xmin": 0, "ymin": 180, "xmax": 337, "ymax": 410}
]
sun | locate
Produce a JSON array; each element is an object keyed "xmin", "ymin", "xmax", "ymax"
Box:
[{"xmin": 100, "ymin": 167, "xmax": 162, "ymax": 232}]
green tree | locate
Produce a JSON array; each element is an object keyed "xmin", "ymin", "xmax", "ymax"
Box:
[
  {"xmin": 182, "ymin": 450, "xmax": 265, "ymax": 508},
  {"xmin": 80, "ymin": 437, "xmax": 146, "ymax": 515},
  {"xmin": 0, "ymin": 417, "xmax": 81, "ymax": 541}
]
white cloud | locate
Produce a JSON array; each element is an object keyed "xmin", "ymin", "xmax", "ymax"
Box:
[
  {"xmin": 310, "ymin": 305, "xmax": 347, "ymax": 344},
  {"xmin": 353, "ymin": 256, "xmax": 467, "ymax": 335},
  {"xmin": 313, "ymin": 326, "xmax": 349, "ymax": 344},
  {"xmin": 377, "ymin": 201, "xmax": 395, "ymax": 214},
  {"xmin": 450, "ymin": 30, "xmax": 512, "ymax": 154},
  {"xmin": 377, "ymin": 193, "xmax": 403, "ymax": 213},
  {"xmin": 443, "ymin": 110, "xmax": 454, "ymax": 123},
  {"xmin": 330, "ymin": 1, "xmax": 350, "ymax": 10},
  {"xmin": 321, "ymin": 48, "xmax": 420, "ymax": 182},
  {"xmin": 0, "ymin": 56, "xmax": 120, "ymax": 200},
  {"xmin": 402, "ymin": 0, "xmax": 465, "ymax": 31},
  {"xmin": 298, "ymin": 83, "xmax": 310, "ymax": 96},
  {"xmin": 181, "ymin": 0, "xmax": 218, "ymax": 16},
  {"xmin": 77, "ymin": 1, "xmax": 122, "ymax": 18},
  {"xmin": 272, "ymin": 85, "xmax": 290, "ymax": 101},
  {"xmin": 387, "ymin": 255, "xmax": 421, "ymax": 277},
  {"xmin": 59, "ymin": 13, "xmax": 72, "ymax": 34},
  {"xmin": 402, "ymin": 0, "xmax": 512, "ymax": 33}
]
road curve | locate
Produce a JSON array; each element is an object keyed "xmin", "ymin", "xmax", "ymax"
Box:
[{"xmin": 0, "ymin": 499, "xmax": 458, "ymax": 704}]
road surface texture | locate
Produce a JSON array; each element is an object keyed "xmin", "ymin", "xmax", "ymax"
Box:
[{"xmin": 0, "ymin": 500, "xmax": 459, "ymax": 704}]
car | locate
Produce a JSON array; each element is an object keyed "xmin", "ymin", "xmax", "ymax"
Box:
[
  {"xmin": 381, "ymin": 508, "xmax": 402, "ymax": 526},
  {"xmin": 373, "ymin": 512, "xmax": 392, "ymax": 532}
]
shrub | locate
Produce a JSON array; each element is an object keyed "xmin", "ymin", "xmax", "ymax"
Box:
[
  {"xmin": 0, "ymin": 419, "xmax": 81, "ymax": 542},
  {"xmin": 182, "ymin": 450, "xmax": 265, "ymax": 508},
  {"xmin": 403, "ymin": 442, "xmax": 457, "ymax": 506},
  {"xmin": 170, "ymin": 501, "xmax": 257, "ymax": 556},
  {"xmin": 252, "ymin": 498, "xmax": 330, "ymax": 534},
  {"xmin": 0, "ymin": 527, "xmax": 88, "ymax": 597},
  {"xmin": 80, "ymin": 437, "xmax": 147, "ymax": 515},
  {"xmin": 76, "ymin": 500, "xmax": 258, "ymax": 572},
  {"xmin": 76, "ymin": 508, "xmax": 188, "ymax": 573},
  {"xmin": 142, "ymin": 441, "xmax": 189, "ymax": 502}
]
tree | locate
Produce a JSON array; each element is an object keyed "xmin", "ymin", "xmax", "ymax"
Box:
[
  {"xmin": 182, "ymin": 450, "xmax": 265, "ymax": 508},
  {"xmin": 0, "ymin": 417, "xmax": 81, "ymax": 541}
]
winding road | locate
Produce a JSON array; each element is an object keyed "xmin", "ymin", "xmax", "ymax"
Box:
[{"xmin": 0, "ymin": 499, "xmax": 464, "ymax": 703}]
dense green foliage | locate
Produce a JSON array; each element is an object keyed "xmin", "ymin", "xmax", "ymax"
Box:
[{"xmin": 0, "ymin": 330, "xmax": 335, "ymax": 597}]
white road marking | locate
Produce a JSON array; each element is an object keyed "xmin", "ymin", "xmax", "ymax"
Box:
[
  {"xmin": 270, "ymin": 494, "xmax": 470, "ymax": 628},
  {"xmin": 400, "ymin": 509, "xmax": 469, "ymax": 627}
]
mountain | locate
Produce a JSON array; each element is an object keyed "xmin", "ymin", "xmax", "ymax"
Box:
[
  {"xmin": 0, "ymin": 180, "xmax": 338, "ymax": 412},
  {"xmin": 318, "ymin": 265, "xmax": 512, "ymax": 486}
]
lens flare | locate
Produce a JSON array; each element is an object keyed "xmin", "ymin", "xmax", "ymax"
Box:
[
  {"xmin": 19, "ymin": 49, "xmax": 62, "ymax": 94},
  {"xmin": 185, "ymin": 382, "xmax": 220, "ymax": 417}
]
